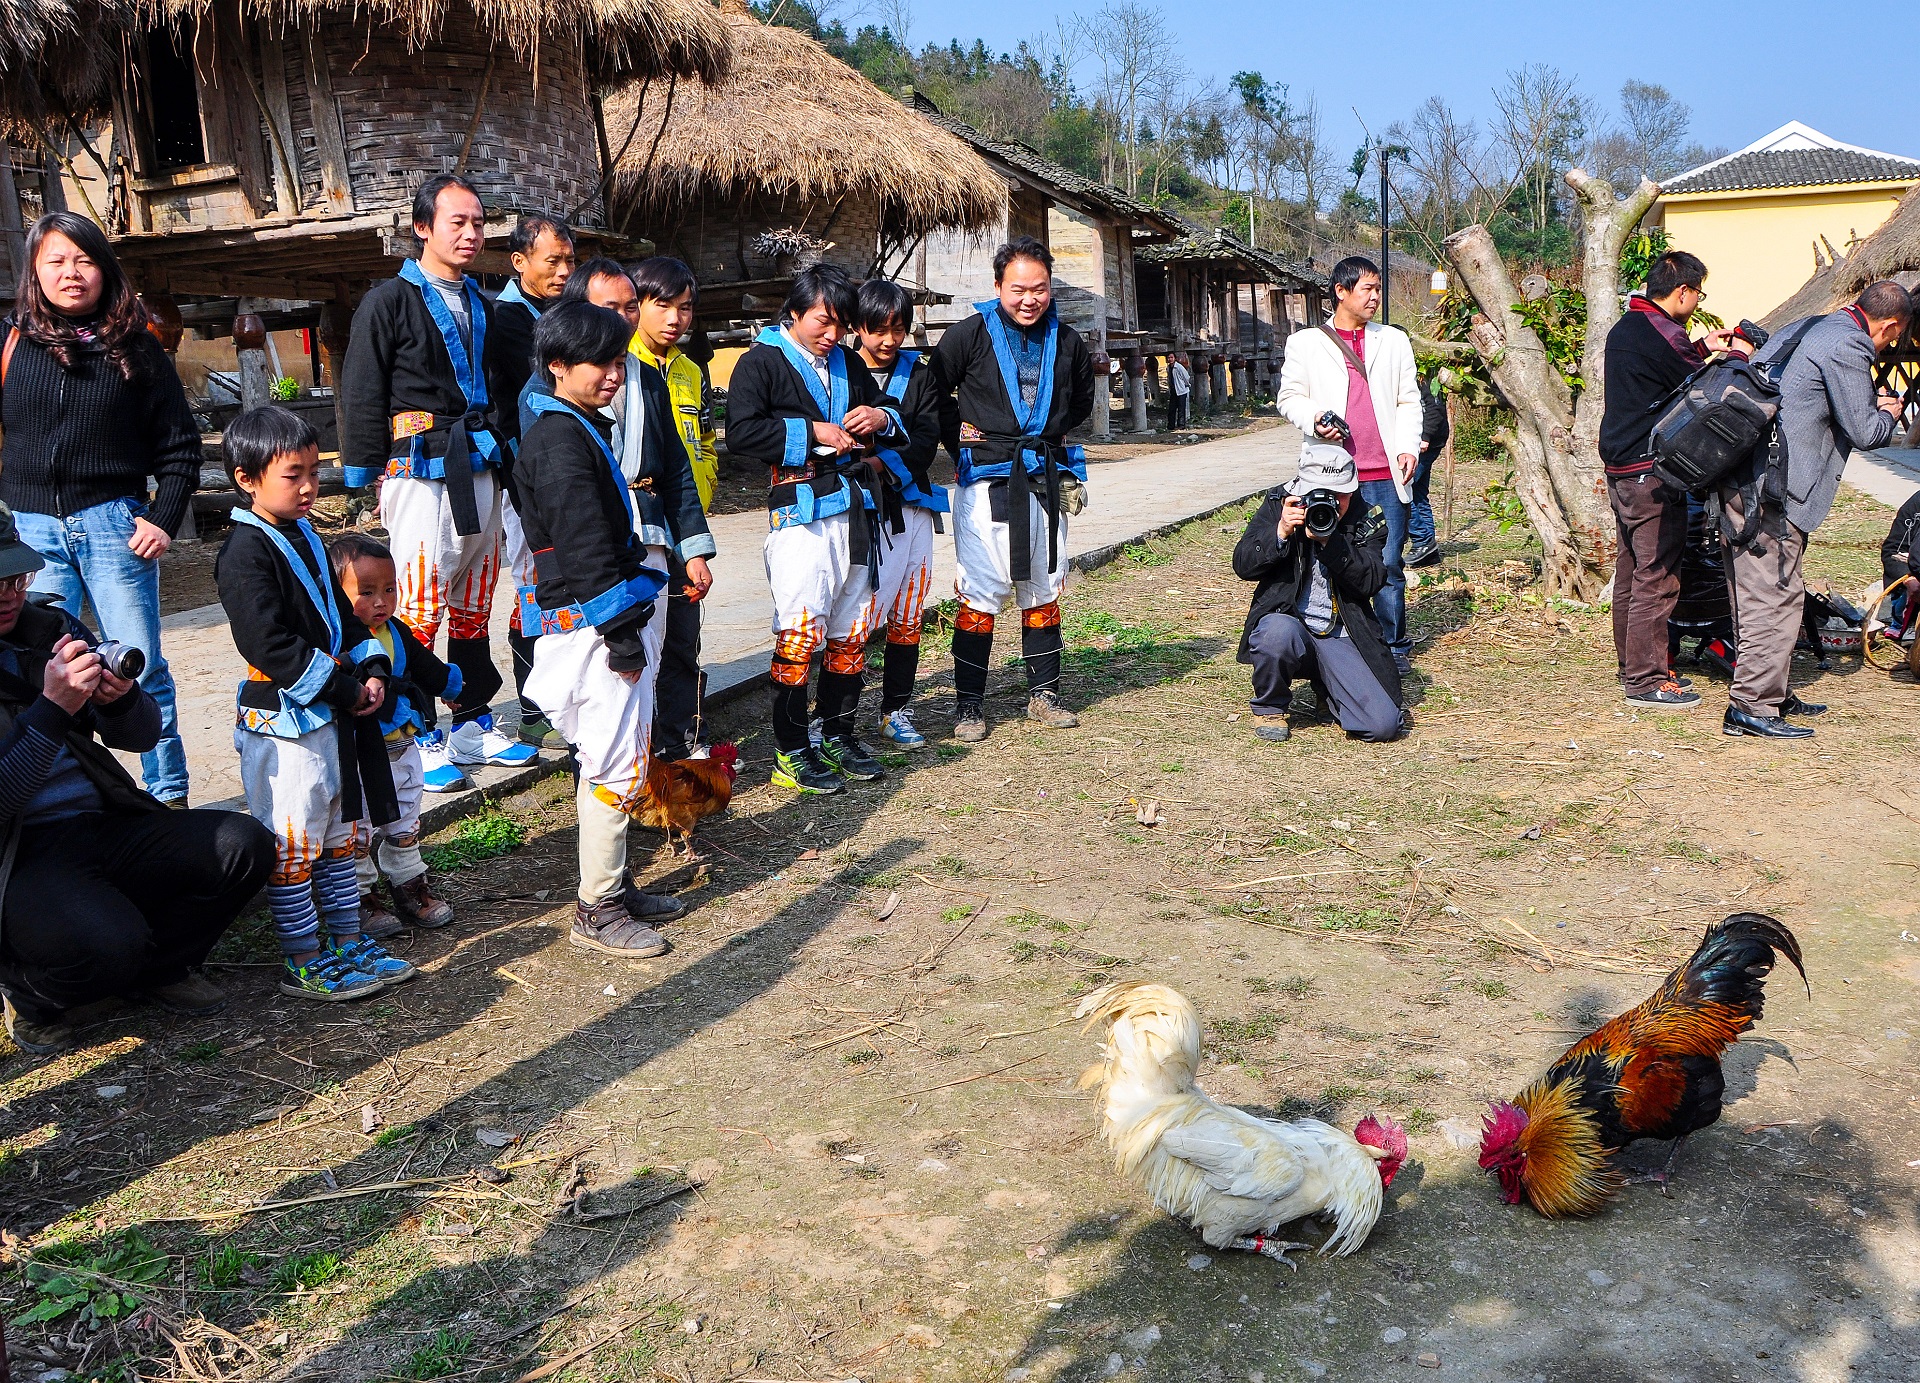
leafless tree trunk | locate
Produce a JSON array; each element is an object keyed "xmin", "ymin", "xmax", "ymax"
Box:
[{"xmin": 1440, "ymin": 169, "xmax": 1659, "ymax": 598}]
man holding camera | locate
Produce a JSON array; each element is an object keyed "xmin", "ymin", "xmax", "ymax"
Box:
[
  {"xmin": 1232, "ymin": 449, "xmax": 1405, "ymax": 743},
  {"xmin": 1278, "ymin": 256, "xmax": 1423, "ymax": 674},
  {"xmin": 0, "ymin": 502, "xmax": 275, "ymax": 1052}
]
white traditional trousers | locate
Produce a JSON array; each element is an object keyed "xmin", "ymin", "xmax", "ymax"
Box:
[
  {"xmin": 381, "ymin": 472, "xmax": 504, "ymax": 645},
  {"xmin": 953, "ymin": 479, "xmax": 1070, "ymax": 615}
]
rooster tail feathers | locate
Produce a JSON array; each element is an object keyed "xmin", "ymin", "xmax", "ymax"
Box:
[
  {"xmin": 1073, "ymin": 981, "xmax": 1203, "ymax": 1107},
  {"xmin": 1683, "ymin": 913, "xmax": 1810, "ymax": 1014}
]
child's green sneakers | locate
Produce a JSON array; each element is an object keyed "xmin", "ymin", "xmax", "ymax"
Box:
[
  {"xmin": 328, "ymin": 935, "xmax": 418, "ymax": 986},
  {"xmin": 772, "ymin": 746, "xmax": 842, "ymax": 794},
  {"xmin": 280, "ymin": 951, "xmax": 384, "ymax": 1002}
]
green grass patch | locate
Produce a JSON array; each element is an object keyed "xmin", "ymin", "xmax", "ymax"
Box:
[
  {"xmin": 200, "ymin": 1243, "xmax": 261, "ymax": 1290},
  {"xmin": 939, "ymin": 905, "xmax": 973, "ymax": 923},
  {"xmin": 373, "ymin": 1122, "xmax": 418, "ymax": 1148},
  {"xmin": 422, "ymin": 808, "xmax": 525, "ymax": 872},
  {"xmin": 1278, "ymin": 976, "xmax": 1317, "ymax": 999},
  {"xmin": 13, "ymin": 1232, "xmax": 167, "ymax": 1328},
  {"xmin": 1209, "ymin": 1012, "xmax": 1284, "ymax": 1042},
  {"xmin": 274, "ymin": 1251, "xmax": 345, "ymax": 1293},
  {"xmin": 180, "ymin": 1038, "xmax": 224, "ymax": 1061},
  {"xmin": 398, "ymin": 1329, "xmax": 474, "ymax": 1380},
  {"xmin": 1315, "ymin": 904, "xmax": 1394, "ymax": 932},
  {"xmin": 1470, "ymin": 979, "xmax": 1514, "ymax": 1000},
  {"xmin": 1123, "ymin": 541, "xmax": 1174, "ymax": 567}
]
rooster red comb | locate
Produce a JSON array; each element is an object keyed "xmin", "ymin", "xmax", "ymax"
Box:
[
  {"xmin": 1354, "ymin": 1113, "xmax": 1408, "ymax": 1162},
  {"xmin": 709, "ymin": 742, "xmax": 739, "ymax": 781},
  {"xmin": 1479, "ymin": 1100, "xmax": 1528, "ymax": 1164}
]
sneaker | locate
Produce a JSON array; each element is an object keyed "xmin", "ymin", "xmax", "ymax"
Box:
[
  {"xmin": 1252, "ymin": 714, "xmax": 1291, "ymax": 742},
  {"xmin": 280, "ymin": 952, "xmax": 385, "ymax": 1002},
  {"xmin": 953, "ymin": 698, "xmax": 988, "ymax": 743},
  {"xmin": 417, "ymin": 730, "xmax": 471, "ymax": 793},
  {"xmin": 1405, "ymin": 541, "xmax": 1442, "ymax": 568},
  {"xmin": 391, "ymin": 874, "xmax": 454, "ymax": 928},
  {"xmin": 877, "ymin": 707, "xmax": 928, "ymax": 748},
  {"xmin": 1666, "ymin": 670, "xmax": 1695, "ymax": 689},
  {"xmin": 360, "ymin": 890, "xmax": 405, "ymax": 939},
  {"xmin": 1392, "ymin": 652, "xmax": 1415, "ymax": 677},
  {"xmin": 518, "ymin": 713, "xmax": 568, "ymax": 750},
  {"xmin": 4, "ymin": 994, "xmax": 74, "ymax": 1053},
  {"xmin": 449, "ymin": 713, "xmax": 540, "ymax": 767},
  {"xmin": 1624, "ymin": 680, "xmax": 1701, "ymax": 709},
  {"xmin": 571, "ymin": 896, "xmax": 670, "ymax": 957},
  {"xmin": 329, "ymin": 935, "xmax": 418, "ymax": 986},
  {"xmin": 1026, "ymin": 689, "xmax": 1080, "ymax": 729},
  {"xmin": 619, "ymin": 874, "xmax": 687, "ymax": 923},
  {"xmin": 145, "ymin": 969, "xmax": 227, "ymax": 1015},
  {"xmin": 772, "ymin": 746, "xmax": 843, "ymax": 794},
  {"xmin": 819, "ymin": 733, "xmax": 887, "ymax": 781}
]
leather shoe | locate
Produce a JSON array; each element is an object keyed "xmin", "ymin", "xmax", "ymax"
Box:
[
  {"xmin": 1723, "ymin": 705, "xmax": 1814, "ymax": 739},
  {"xmin": 1781, "ymin": 694, "xmax": 1827, "ymax": 716}
]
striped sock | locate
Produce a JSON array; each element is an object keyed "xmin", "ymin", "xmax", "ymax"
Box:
[
  {"xmin": 267, "ymin": 881, "xmax": 321, "ymax": 956},
  {"xmin": 316, "ymin": 851, "xmax": 363, "ymax": 939}
]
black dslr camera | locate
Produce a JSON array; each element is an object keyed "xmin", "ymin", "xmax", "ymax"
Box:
[
  {"xmin": 1315, "ymin": 410, "xmax": 1352, "ymax": 445},
  {"xmin": 1302, "ymin": 489, "xmax": 1342, "ymax": 538}
]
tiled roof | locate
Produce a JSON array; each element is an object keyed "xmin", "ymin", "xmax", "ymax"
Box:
[
  {"xmin": 1664, "ymin": 148, "xmax": 1920, "ymax": 195},
  {"xmin": 1136, "ymin": 213, "xmax": 1317, "ymax": 287}
]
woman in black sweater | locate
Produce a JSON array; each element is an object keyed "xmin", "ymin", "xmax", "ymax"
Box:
[{"xmin": 0, "ymin": 213, "xmax": 202, "ymax": 804}]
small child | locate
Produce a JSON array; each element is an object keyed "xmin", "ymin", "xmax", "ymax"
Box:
[
  {"xmin": 216, "ymin": 405, "xmax": 417, "ymax": 1000},
  {"xmin": 329, "ymin": 532, "xmax": 459, "ymax": 936}
]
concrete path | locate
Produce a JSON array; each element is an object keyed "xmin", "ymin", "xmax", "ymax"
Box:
[
  {"xmin": 153, "ymin": 423, "xmax": 1301, "ymax": 810},
  {"xmin": 1845, "ymin": 446, "xmax": 1920, "ymax": 509}
]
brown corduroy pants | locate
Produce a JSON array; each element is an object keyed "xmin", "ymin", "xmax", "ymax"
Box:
[
  {"xmin": 1608, "ymin": 473, "xmax": 1687, "ymax": 694},
  {"xmin": 1719, "ymin": 488, "xmax": 1807, "ymax": 719}
]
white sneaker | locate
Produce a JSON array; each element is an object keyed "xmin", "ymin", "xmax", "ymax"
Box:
[
  {"xmin": 877, "ymin": 707, "xmax": 927, "ymax": 748},
  {"xmin": 448, "ymin": 713, "xmax": 540, "ymax": 767},
  {"xmin": 417, "ymin": 730, "xmax": 471, "ymax": 793}
]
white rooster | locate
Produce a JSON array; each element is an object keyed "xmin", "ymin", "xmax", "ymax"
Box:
[{"xmin": 1075, "ymin": 980, "xmax": 1408, "ymax": 1266}]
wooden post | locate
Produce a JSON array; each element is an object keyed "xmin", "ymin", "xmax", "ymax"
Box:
[
  {"xmin": 1127, "ymin": 351, "xmax": 1148, "ymax": 433},
  {"xmin": 40, "ymin": 151, "xmax": 66, "ymax": 213},
  {"xmin": 235, "ymin": 307, "xmax": 273, "ymax": 412},
  {"xmin": 1089, "ymin": 349, "xmax": 1111, "ymax": 440},
  {"xmin": 0, "ymin": 141, "xmax": 24, "ymax": 288},
  {"xmin": 319, "ymin": 295, "xmax": 352, "ymax": 457},
  {"xmin": 1210, "ymin": 356, "xmax": 1228, "ymax": 410},
  {"xmin": 1230, "ymin": 355, "xmax": 1250, "ymax": 401},
  {"xmin": 1191, "ymin": 352, "xmax": 1211, "ymax": 416}
]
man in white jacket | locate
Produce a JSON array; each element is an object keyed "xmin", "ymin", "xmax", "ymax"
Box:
[{"xmin": 1277, "ymin": 257, "xmax": 1422, "ymax": 673}]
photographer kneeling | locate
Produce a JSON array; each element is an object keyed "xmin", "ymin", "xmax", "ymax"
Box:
[
  {"xmin": 1233, "ymin": 449, "xmax": 1406, "ymax": 744},
  {"xmin": 0, "ymin": 503, "xmax": 275, "ymax": 1052}
]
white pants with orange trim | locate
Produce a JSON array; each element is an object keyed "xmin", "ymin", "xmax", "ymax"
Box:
[
  {"xmin": 355, "ymin": 739, "xmax": 427, "ymax": 890},
  {"xmin": 764, "ymin": 511, "xmax": 879, "ymax": 667},
  {"xmin": 953, "ymin": 479, "xmax": 1070, "ymax": 614},
  {"xmin": 524, "ymin": 547, "xmax": 670, "ymax": 812},
  {"xmin": 874, "ymin": 506, "xmax": 936, "ymax": 639},
  {"xmin": 235, "ymin": 725, "xmax": 357, "ymax": 886},
  {"xmin": 499, "ymin": 492, "xmax": 538, "ymax": 637},
  {"xmin": 380, "ymin": 471, "xmax": 503, "ymax": 644}
]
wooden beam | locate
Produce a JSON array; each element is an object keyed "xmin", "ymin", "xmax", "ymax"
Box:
[
  {"xmin": 300, "ymin": 23, "xmax": 354, "ymax": 214},
  {"xmin": 0, "ymin": 142, "xmax": 25, "ymax": 281},
  {"xmin": 257, "ymin": 24, "xmax": 302, "ymax": 214}
]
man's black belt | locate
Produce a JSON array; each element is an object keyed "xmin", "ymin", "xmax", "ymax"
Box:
[
  {"xmin": 439, "ymin": 409, "xmax": 495, "ymax": 537},
  {"xmin": 983, "ymin": 436, "xmax": 1066, "ymax": 583}
]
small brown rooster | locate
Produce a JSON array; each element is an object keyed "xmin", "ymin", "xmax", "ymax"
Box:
[
  {"xmin": 633, "ymin": 743, "xmax": 738, "ymax": 856},
  {"xmin": 1479, "ymin": 912, "xmax": 1808, "ymax": 1217}
]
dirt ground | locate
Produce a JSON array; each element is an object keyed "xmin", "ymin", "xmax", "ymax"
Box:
[{"xmin": 7, "ymin": 449, "xmax": 1920, "ymax": 1383}]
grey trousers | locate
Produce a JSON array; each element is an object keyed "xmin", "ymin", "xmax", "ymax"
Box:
[
  {"xmin": 1247, "ymin": 613, "xmax": 1402, "ymax": 742},
  {"xmin": 1720, "ymin": 489, "xmax": 1807, "ymax": 718}
]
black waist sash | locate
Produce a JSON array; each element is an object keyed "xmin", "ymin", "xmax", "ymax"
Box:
[{"xmin": 981, "ymin": 433, "xmax": 1065, "ymax": 583}]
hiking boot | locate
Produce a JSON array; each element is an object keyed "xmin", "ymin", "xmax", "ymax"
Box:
[
  {"xmin": 359, "ymin": 890, "xmax": 405, "ymax": 939},
  {"xmin": 571, "ymin": 896, "xmax": 670, "ymax": 957},
  {"xmin": 772, "ymin": 746, "xmax": 843, "ymax": 794},
  {"xmin": 518, "ymin": 713, "xmax": 568, "ymax": 750},
  {"xmin": 391, "ymin": 874, "xmax": 454, "ymax": 929},
  {"xmin": 953, "ymin": 699, "xmax": 988, "ymax": 743},
  {"xmin": 145, "ymin": 969, "xmax": 227, "ymax": 1015},
  {"xmin": 4, "ymin": 994, "xmax": 73, "ymax": 1053},
  {"xmin": 619, "ymin": 874, "xmax": 686, "ymax": 923},
  {"xmin": 280, "ymin": 952, "xmax": 385, "ymax": 1002},
  {"xmin": 819, "ymin": 733, "xmax": 887, "ymax": 781},
  {"xmin": 1624, "ymin": 680, "xmax": 1701, "ymax": 709},
  {"xmin": 1026, "ymin": 689, "xmax": 1080, "ymax": 729},
  {"xmin": 328, "ymin": 936, "xmax": 418, "ymax": 986},
  {"xmin": 877, "ymin": 707, "xmax": 927, "ymax": 748},
  {"xmin": 1252, "ymin": 714, "xmax": 1291, "ymax": 742}
]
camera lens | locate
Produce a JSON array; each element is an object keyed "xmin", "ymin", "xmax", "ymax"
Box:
[{"xmin": 94, "ymin": 640, "xmax": 146, "ymax": 681}]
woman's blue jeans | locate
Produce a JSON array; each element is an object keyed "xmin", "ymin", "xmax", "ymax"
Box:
[{"xmin": 17, "ymin": 499, "xmax": 190, "ymax": 802}]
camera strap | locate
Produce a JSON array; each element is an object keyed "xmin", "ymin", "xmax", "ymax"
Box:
[{"xmin": 1319, "ymin": 324, "xmax": 1371, "ymax": 386}]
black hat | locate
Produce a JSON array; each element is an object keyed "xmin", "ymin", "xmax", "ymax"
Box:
[{"xmin": 0, "ymin": 502, "xmax": 47, "ymax": 581}]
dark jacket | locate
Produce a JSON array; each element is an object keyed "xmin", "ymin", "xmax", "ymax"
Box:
[
  {"xmin": 610, "ymin": 355, "xmax": 716, "ymax": 560},
  {"xmin": 876, "ymin": 350, "xmax": 944, "ymax": 500},
  {"xmin": 376, "ymin": 616, "xmax": 461, "ymax": 737},
  {"xmin": 1773, "ymin": 306, "xmax": 1900, "ymax": 533},
  {"xmin": 927, "ymin": 308, "xmax": 1096, "ymax": 479},
  {"xmin": 1884, "ymin": 491, "xmax": 1920, "ymax": 583},
  {"xmin": 1233, "ymin": 488, "xmax": 1402, "ymax": 707},
  {"xmin": 1419, "ymin": 374, "xmax": 1449, "ymax": 457},
  {"xmin": 340, "ymin": 273, "xmax": 498, "ymax": 487},
  {"xmin": 725, "ymin": 338, "xmax": 899, "ymax": 526},
  {"xmin": 514, "ymin": 404, "xmax": 659, "ymax": 673},
  {"xmin": 1599, "ymin": 305, "xmax": 1703, "ymax": 472},
  {"xmin": 482, "ymin": 287, "xmax": 555, "ymax": 448},
  {"xmin": 0, "ymin": 323, "xmax": 202, "ymax": 536}
]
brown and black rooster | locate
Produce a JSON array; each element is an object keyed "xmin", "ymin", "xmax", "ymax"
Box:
[{"xmin": 1479, "ymin": 912, "xmax": 1808, "ymax": 1217}]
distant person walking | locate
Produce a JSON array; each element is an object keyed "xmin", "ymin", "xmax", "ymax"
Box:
[
  {"xmin": 1168, "ymin": 354, "xmax": 1191, "ymax": 430},
  {"xmin": 0, "ymin": 212, "xmax": 201, "ymax": 806}
]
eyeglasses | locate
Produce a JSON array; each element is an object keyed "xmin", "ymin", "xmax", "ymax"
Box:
[{"xmin": 0, "ymin": 573, "xmax": 34, "ymax": 594}]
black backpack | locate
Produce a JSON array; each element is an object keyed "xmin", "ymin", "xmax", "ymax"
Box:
[{"xmin": 1647, "ymin": 315, "xmax": 1820, "ymax": 497}]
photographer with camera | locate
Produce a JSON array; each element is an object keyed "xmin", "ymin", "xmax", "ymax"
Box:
[
  {"xmin": 0, "ymin": 503, "xmax": 275, "ymax": 1052},
  {"xmin": 1232, "ymin": 448, "xmax": 1406, "ymax": 744}
]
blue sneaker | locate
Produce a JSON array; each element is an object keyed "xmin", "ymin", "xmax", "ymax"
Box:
[
  {"xmin": 449, "ymin": 713, "xmax": 540, "ymax": 768},
  {"xmin": 328, "ymin": 936, "xmax": 418, "ymax": 986},
  {"xmin": 417, "ymin": 729, "xmax": 471, "ymax": 793},
  {"xmin": 876, "ymin": 708, "xmax": 927, "ymax": 748},
  {"xmin": 280, "ymin": 951, "xmax": 385, "ymax": 1002}
]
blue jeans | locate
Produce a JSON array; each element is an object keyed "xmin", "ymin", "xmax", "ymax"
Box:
[
  {"xmin": 17, "ymin": 500, "xmax": 190, "ymax": 802},
  {"xmin": 1408, "ymin": 453, "xmax": 1436, "ymax": 550},
  {"xmin": 1357, "ymin": 478, "xmax": 1410, "ymax": 660}
]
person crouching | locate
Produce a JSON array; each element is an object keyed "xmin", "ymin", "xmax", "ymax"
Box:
[
  {"xmin": 514, "ymin": 302, "xmax": 679, "ymax": 956},
  {"xmin": 1233, "ymin": 445, "xmax": 1406, "ymax": 743}
]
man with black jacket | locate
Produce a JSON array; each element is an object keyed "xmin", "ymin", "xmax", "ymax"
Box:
[
  {"xmin": 1599, "ymin": 250, "xmax": 1739, "ymax": 709},
  {"xmin": 1233, "ymin": 448, "xmax": 1405, "ymax": 743}
]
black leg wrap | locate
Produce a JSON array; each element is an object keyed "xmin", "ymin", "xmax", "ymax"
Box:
[
  {"xmin": 881, "ymin": 642, "xmax": 921, "ymax": 712},
  {"xmin": 816, "ymin": 670, "xmax": 864, "ymax": 738},
  {"xmin": 1022, "ymin": 624, "xmax": 1064, "ymax": 695},
  {"xmin": 771, "ymin": 679, "xmax": 812, "ymax": 753},
  {"xmin": 508, "ymin": 629, "xmax": 540, "ymax": 717},
  {"xmin": 952, "ymin": 628, "xmax": 993, "ymax": 703},
  {"xmin": 446, "ymin": 637, "xmax": 504, "ymax": 724}
]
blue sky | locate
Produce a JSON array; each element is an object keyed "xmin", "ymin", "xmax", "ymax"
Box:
[{"xmin": 895, "ymin": 0, "xmax": 1918, "ymax": 163}]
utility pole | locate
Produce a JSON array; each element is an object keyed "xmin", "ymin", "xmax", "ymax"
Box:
[{"xmin": 1378, "ymin": 144, "xmax": 1391, "ymax": 325}]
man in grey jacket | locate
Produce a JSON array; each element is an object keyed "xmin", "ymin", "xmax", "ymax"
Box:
[{"xmin": 1721, "ymin": 280, "xmax": 1910, "ymax": 739}]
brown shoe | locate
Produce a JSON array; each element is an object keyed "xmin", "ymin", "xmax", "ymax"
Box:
[
  {"xmin": 953, "ymin": 698, "xmax": 988, "ymax": 743},
  {"xmin": 146, "ymin": 969, "xmax": 227, "ymax": 1015},
  {"xmin": 1251, "ymin": 714, "xmax": 1291, "ymax": 742},
  {"xmin": 4, "ymin": 994, "xmax": 74, "ymax": 1054},
  {"xmin": 1026, "ymin": 688, "xmax": 1080, "ymax": 729},
  {"xmin": 570, "ymin": 897, "xmax": 670, "ymax": 957},
  {"xmin": 359, "ymin": 890, "xmax": 405, "ymax": 939},
  {"xmin": 618, "ymin": 874, "xmax": 685, "ymax": 923},
  {"xmin": 391, "ymin": 874, "xmax": 454, "ymax": 929}
]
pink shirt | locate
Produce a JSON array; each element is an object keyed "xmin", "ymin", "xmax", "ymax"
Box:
[{"xmin": 1335, "ymin": 326, "xmax": 1391, "ymax": 483}]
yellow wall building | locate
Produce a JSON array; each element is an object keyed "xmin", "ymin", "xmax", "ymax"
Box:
[{"xmin": 1648, "ymin": 122, "xmax": 1920, "ymax": 325}]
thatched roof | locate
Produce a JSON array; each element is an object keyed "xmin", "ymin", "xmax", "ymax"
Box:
[
  {"xmin": 1763, "ymin": 181, "xmax": 1920, "ymax": 329},
  {"xmin": 604, "ymin": 10, "xmax": 1005, "ymax": 239}
]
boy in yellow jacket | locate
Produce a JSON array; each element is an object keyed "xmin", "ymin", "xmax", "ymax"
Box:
[{"xmin": 629, "ymin": 257, "xmax": 717, "ymax": 760}]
